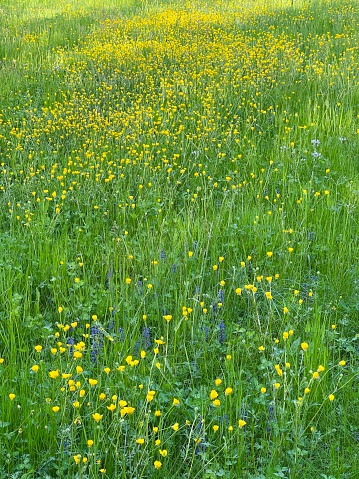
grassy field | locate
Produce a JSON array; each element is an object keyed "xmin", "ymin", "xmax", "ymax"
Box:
[{"xmin": 0, "ymin": 0, "xmax": 359, "ymax": 477}]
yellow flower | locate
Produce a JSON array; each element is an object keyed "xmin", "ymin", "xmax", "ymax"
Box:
[
  {"xmin": 215, "ymin": 378, "xmax": 222, "ymax": 386},
  {"xmin": 266, "ymin": 251, "xmax": 273, "ymax": 258},
  {"xmin": 154, "ymin": 461, "xmax": 162, "ymax": 469},
  {"xmin": 34, "ymin": 345, "xmax": 43, "ymax": 352},
  {"xmin": 49, "ymin": 370, "xmax": 59, "ymax": 379},
  {"xmin": 213, "ymin": 425, "xmax": 219, "ymax": 432},
  {"xmin": 163, "ymin": 315, "xmax": 172, "ymax": 322},
  {"xmin": 88, "ymin": 378, "xmax": 98, "ymax": 386},
  {"xmin": 282, "ymin": 331, "xmax": 289, "ymax": 340},
  {"xmin": 312, "ymin": 371, "xmax": 319, "ymax": 379},
  {"xmin": 136, "ymin": 438, "xmax": 145, "ymax": 445},
  {"xmin": 172, "ymin": 422, "xmax": 179, "ymax": 431},
  {"xmin": 173, "ymin": 397, "xmax": 180, "ymax": 406},
  {"xmin": 125, "ymin": 278, "xmax": 132, "ymax": 284},
  {"xmin": 73, "ymin": 401, "xmax": 80, "ymax": 408},
  {"xmin": 260, "ymin": 387, "xmax": 267, "ymax": 394},
  {"xmin": 92, "ymin": 413, "xmax": 103, "ymax": 422},
  {"xmin": 213, "ymin": 265, "xmax": 218, "ymax": 271},
  {"xmin": 258, "ymin": 345, "xmax": 265, "ymax": 351},
  {"xmin": 107, "ymin": 403, "xmax": 116, "ymax": 411},
  {"xmin": 265, "ymin": 291, "xmax": 273, "ymax": 300},
  {"xmin": 73, "ymin": 454, "xmax": 81, "ymax": 464},
  {"xmin": 9, "ymin": 393, "xmax": 16, "ymax": 401},
  {"xmin": 339, "ymin": 360, "xmax": 346, "ymax": 366},
  {"xmin": 238, "ymin": 419, "xmax": 246, "ymax": 428},
  {"xmin": 0, "ymin": 358, "xmax": 4, "ymax": 364},
  {"xmin": 317, "ymin": 365, "xmax": 325, "ymax": 372},
  {"xmin": 301, "ymin": 342, "xmax": 309, "ymax": 351},
  {"xmin": 212, "ymin": 399, "xmax": 221, "ymax": 407},
  {"xmin": 274, "ymin": 382, "xmax": 280, "ymax": 389},
  {"xmin": 159, "ymin": 449, "xmax": 168, "ymax": 457},
  {"xmin": 188, "ymin": 251, "xmax": 193, "ymax": 257},
  {"xmin": 210, "ymin": 390, "xmax": 218, "ymax": 400},
  {"xmin": 76, "ymin": 366, "xmax": 83, "ymax": 374},
  {"xmin": 31, "ymin": 365, "xmax": 39, "ymax": 373},
  {"xmin": 120, "ymin": 406, "xmax": 135, "ymax": 417},
  {"xmin": 283, "ymin": 307, "xmax": 289, "ymax": 314},
  {"xmin": 304, "ymin": 387, "xmax": 310, "ymax": 394},
  {"xmin": 235, "ymin": 287, "xmax": 242, "ymax": 295},
  {"xmin": 104, "ymin": 367, "xmax": 111, "ymax": 374},
  {"xmin": 328, "ymin": 394, "xmax": 335, "ymax": 402},
  {"xmin": 225, "ymin": 387, "xmax": 233, "ymax": 396},
  {"xmin": 87, "ymin": 440, "xmax": 94, "ymax": 447},
  {"xmin": 52, "ymin": 406, "xmax": 60, "ymax": 413}
]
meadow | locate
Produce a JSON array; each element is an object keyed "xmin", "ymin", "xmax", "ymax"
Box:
[{"xmin": 0, "ymin": 0, "xmax": 359, "ymax": 477}]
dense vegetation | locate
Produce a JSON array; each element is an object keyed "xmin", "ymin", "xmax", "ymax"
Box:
[{"xmin": 0, "ymin": 0, "xmax": 359, "ymax": 477}]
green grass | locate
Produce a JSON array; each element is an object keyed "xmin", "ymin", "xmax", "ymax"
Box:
[{"xmin": 0, "ymin": 0, "xmax": 359, "ymax": 477}]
